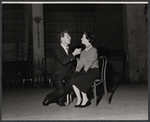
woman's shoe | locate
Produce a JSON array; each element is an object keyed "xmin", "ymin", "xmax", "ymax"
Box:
[
  {"xmin": 74, "ymin": 104, "xmax": 80, "ymax": 107},
  {"xmin": 79, "ymin": 100, "xmax": 91, "ymax": 108},
  {"xmin": 74, "ymin": 100, "xmax": 82, "ymax": 107}
]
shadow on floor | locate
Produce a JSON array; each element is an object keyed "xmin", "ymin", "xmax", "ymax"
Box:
[{"xmin": 87, "ymin": 78, "xmax": 123, "ymax": 105}]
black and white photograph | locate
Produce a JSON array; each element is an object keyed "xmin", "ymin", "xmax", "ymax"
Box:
[{"xmin": 1, "ymin": 1, "xmax": 148, "ymax": 120}]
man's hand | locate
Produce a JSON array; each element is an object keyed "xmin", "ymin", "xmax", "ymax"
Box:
[
  {"xmin": 72, "ymin": 48, "xmax": 81, "ymax": 56},
  {"xmin": 83, "ymin": 70, "xmax": 86, "ymax": 73},
  {"xmin": 72, "ymin": 71, "xmax": 79, "ymax": 78}
]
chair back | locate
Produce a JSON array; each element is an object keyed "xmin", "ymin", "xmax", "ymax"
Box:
[{"xmin": 99, "ymin": 56, "xmax": 107, "ymax": 81}]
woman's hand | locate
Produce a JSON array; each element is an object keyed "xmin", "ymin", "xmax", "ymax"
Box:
[{"xmin": 76, "ymin": 58, "xmax": 80, "ymax": 62}]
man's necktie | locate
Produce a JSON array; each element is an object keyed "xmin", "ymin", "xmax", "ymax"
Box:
[{"xmin": 65, "ymin": 46, "xmax": 69, "ymax": 55}]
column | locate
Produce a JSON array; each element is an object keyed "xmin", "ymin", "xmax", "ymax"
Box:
[
  {"xmin": 32, "ymin": 4, "xmax": 45, "ymax": 87},
  {"xmin": 126, "ymin": 5, "xmax": 139, "ymax": 82}
]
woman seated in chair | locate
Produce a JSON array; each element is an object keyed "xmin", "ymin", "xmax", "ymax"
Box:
[{"xmin": 71, "ymin": 31, "xmax": 100, "ymax": 108}]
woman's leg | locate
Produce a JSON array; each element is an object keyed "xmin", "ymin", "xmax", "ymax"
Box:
[
  {"xmin": 81, "ymin": 91, "xmax": 89, "ymax": 105},
  {"xmin": 72, "ymin": 85, "xmax": 82, "ymax": 105}
]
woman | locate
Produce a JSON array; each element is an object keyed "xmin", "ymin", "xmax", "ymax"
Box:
[{"xmin": 71, "ymin": 31, "xmax": 100, "ymax": 108}]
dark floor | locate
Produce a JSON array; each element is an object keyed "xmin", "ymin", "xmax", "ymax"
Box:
[{"xmin": 2, "ymin": 82, "xmax": 148, "ymax": 120}]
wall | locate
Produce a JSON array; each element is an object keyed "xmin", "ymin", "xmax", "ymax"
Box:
[
  {"xmin": 95, "ymin": 5, "xmax": 124, "ymax": 84},
  {"xmin": 95, "ymin": 5, "xmax": 124, "ymax": 50},
  {"xmin": 2, "ymin": 4, "xmax": 31, "ymax": 61},
  {"xmin": 126, "ymin": 4, "xmax": 148, "ymax": 82}
]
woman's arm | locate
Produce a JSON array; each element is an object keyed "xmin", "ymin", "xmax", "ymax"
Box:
[
  {"xmin": 75, "ymin": 59, "xmax": 84, "ymax": 72},
  {"xmin": 84, "ymin": 49, "xmax": 98, "ymax": 72}
]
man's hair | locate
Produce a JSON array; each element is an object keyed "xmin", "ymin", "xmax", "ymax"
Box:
[
  {"xmin": 83, "ymin": 31, "xmax": 95, "ymax": 44},
  {"xmin": 59, "ymin": 30, "xmax": 69, "ymax": 42}
]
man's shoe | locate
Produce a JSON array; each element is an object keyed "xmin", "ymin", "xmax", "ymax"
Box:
[
  {"xmin": 42, "ymin": 99, "xmax": 50, "ymax": 106},
  {"xmin": 56, "ymin": 101, "xmax": 66, "ymax": 106},
  {"xmin": 42, "ymin": 97, "xmax": 56, "ymax": 106}
]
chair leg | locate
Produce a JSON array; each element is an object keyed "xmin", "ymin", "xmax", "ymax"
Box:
[
  {"xmin": 103, "ymin": 80, "xmax": 109, "ymax": 104},
  {"xmin": 66, "ymin": 94, "xmax": 69, "ymax": 105},
  {"xmin": 65, "ymin": 94, "xmax": 72, "ymax": 105},
  {"xmin": 93, "ymin": 82, "xmax": 97, "ymax": 106},
  {"xmin": 70, "ymin": 94, "xmax": 72, "ymax": 102}
]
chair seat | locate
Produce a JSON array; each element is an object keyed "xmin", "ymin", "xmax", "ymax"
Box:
[{"xmin": 92, "ymin": 79, "xmax": 103, "ymax": 87}]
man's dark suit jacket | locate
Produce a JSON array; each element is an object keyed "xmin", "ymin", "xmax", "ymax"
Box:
[{"xmin": 51, "ymin": 44, "xmax": 75, "ymax": 81}]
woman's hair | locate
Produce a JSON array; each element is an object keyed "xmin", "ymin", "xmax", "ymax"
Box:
[
  {"xmin": 59, "ymin": 30, "xmax": 69, "ymax": 42},
  {"xmin": 84, "ymin": 31, "xmax": 95, "ymax": 44}
]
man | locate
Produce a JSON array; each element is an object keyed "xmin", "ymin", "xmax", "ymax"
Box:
[{"xmin": 42, "ymin": 30, "xmax": 81, "ymax": 106}]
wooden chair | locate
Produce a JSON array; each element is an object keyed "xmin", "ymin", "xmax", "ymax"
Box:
[
  {"xmin": 92, "ymin": 56, "xmax": 109, "ymax": 106},
  {"xmin": 63, "ymin": 80, "xmax": 73, "ymax": 105},
  {"xmin": 66, "ymin": 92, "xmax": 73, "ymax": 105}
]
